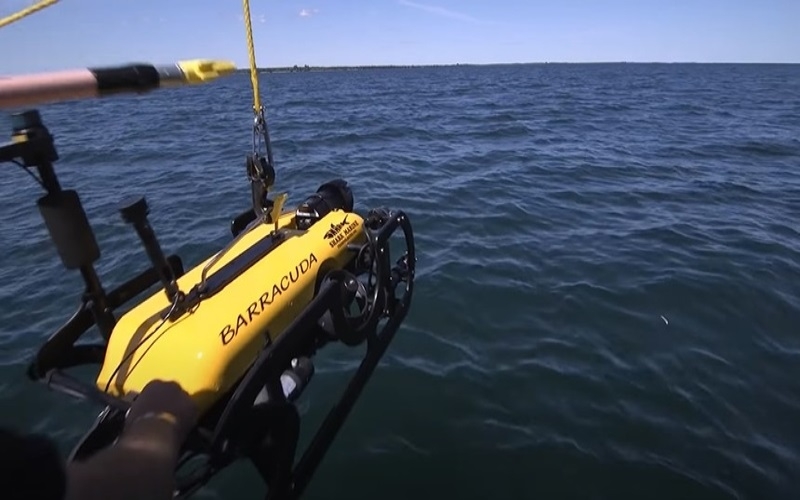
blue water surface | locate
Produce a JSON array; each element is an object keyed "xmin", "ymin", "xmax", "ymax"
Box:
[{"xmin": 1, "ymin": 63, "xmax": 800, "ymax": 499}]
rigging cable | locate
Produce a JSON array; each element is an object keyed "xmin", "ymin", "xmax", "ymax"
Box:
[
  {"xmin": 241, "ymin": 0, "xmax": 275, "ymax": 171},
  {"xmin": 0, "ymin": 0, "xmax": 59, "ymax": 29}
]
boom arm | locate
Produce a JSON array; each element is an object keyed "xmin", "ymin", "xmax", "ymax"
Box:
[{"xmin": 0, "ymin": 60, "xmax": 236, "ymax": 109}]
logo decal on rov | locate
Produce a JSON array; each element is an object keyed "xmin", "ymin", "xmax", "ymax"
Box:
[
  {"xmin": 219, "ymin": 252, "xmax": 318, "ymax": 345},
  {"xmin": 324, "ymin": 216, "xmax": 359, "ymax": 249}
]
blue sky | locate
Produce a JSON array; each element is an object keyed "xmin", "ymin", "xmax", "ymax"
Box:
[{"xmin": 1, "ymin": 0, "xmax": 798, "ymax": 73}]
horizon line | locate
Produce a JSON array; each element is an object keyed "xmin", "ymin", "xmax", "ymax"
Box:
[{"xmin": 249, "ymin": 61, "xmax": 799, "ymax": 71}]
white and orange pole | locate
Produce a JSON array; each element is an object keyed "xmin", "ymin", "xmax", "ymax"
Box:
[{"xmin": 0, "ymin": 59, "xmax": 236, "ymax": 109}]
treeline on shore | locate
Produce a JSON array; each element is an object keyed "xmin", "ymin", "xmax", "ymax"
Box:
[
  {"xmin": 236, "ymin": 63, "xmax": 476, "ymax": 74},
  {"xmin": 236, "ymin": 61, "xmax": 789, "ymax": 74}
]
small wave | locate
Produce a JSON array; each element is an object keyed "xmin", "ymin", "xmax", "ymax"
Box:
[{"xmin": 736, "ymin": 139, "xmax": 800, "ymax": 157}]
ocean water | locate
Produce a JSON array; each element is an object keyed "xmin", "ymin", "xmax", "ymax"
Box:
[{"xmin": 1, "ymin": 63, "xmax": 800, "ymax": 499}]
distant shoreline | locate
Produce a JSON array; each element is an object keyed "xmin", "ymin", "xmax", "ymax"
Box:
[
  {"xmin": 254, "ymin": 63, "xmax": 481, "ymax": 73},
  {"xmin": 248, "ymin": 61, "xmax": 798, "ymax": 74}
]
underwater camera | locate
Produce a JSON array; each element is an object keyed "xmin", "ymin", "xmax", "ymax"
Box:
[{"xmin": 0, "ymin": 109, "xmax": 415, "ymax": 499}]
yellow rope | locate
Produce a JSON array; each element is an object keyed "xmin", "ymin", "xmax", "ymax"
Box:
[
  {"xmin": 0, "ymin": 0, "xmax": 59, "ymax": 29},
  {"xmin": 242, "ymin": 0, "xmax": 261, "ymax": 114}
]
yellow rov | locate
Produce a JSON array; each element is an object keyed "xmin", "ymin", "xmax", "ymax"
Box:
[
  {"xmin": 1, "ymin": 2, "xmax": 417, "ymax": 497},
  {"xmin": 1, "ymin": 83, "xmax": 415, "ymax": 500}
]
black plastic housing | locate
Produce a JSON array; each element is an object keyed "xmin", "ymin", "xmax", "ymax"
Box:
[
  {"xmin": 37, "ymin": 190, "xmax": 100, "ymax": 269},
  {"xmin": 295, "ymin": 179, "xmax": 354, "ymax": 230}
]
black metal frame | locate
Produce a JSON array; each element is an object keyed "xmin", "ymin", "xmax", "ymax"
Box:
[{"xmin": 0, "ymin": 109, "xmax": 416, "ymax": 499}]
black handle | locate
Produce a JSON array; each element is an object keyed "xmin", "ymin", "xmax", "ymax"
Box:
[{"xmin": 119, "ymin": 196, "xmax": 180, "ymax": 302}]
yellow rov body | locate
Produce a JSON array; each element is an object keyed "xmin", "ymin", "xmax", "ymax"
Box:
[{"xmin": 97, "ymin": 208, "xmax": 367, "ymax": 414}]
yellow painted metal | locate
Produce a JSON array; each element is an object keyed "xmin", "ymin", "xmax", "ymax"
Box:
[{"xmin": 95, "ymin": 209, "xmax": 367, "ymax": 413}]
